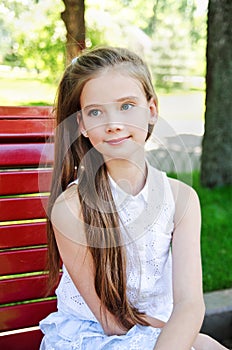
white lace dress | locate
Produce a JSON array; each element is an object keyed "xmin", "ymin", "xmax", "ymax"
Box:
[{"xmin": 39, "ymin": 164, "xmax": 184, "ymax": 349}]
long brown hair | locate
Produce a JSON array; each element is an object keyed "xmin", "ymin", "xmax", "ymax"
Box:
[{"xmin": 47, "ymin": 47, "xmax": 158, "ymax": 330}]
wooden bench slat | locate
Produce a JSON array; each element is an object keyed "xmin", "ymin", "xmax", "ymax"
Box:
[
  {"xmin": 0, "ymin": 247, "xmax": 47, "ymax": 275},
  {"xmin": 0, "ymin": 170, "xmax": 52, "ymax": 195},
  {"xmin": 0, "ymin": 106, "xmax": 57, "ymax": 348},
  {"xmin": 0, "ymin": 328, "xmax": 43, "ymax": 350},
  {"xmin": 0, "ymin": 196, "xmax": 48, "ymax": 221},
  {"xmin": 0, "ymin": 222, "xmax": 47, "ymax": 249},
  {"xmin": 0, "ymin": 119, "xmax": 54, "ymax": 140},
  {"xmin": 0, "ymin": 274, "xmax": 52, "ymax": 304},
  {"xmin": 0, "ymin": 299, "xmax": 57, "ymax": 332},
  {"xmin": 0, "ymin": 106, "xmax": 53, "ymax": 119},
  {"xmin": 0, "ymin": 143, "xmax": 54, "ymax": 167}
]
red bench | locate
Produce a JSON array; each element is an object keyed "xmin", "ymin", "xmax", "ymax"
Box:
[{"xmin": 0, "ymin": 106, "xmax": 57, "ymax": 350}]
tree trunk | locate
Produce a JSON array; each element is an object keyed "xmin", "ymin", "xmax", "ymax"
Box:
[
  {"xmin": 61, "ymin": 0, "xmax": 85, "ymax": 64},
  {"xmin": 200, "ymin": 0, "xmax": 232, "ymax": 187}
]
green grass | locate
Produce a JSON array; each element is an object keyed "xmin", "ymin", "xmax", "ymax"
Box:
[
  {"xmin": 0, "ymin": 76, "xmax": 56, "ymax": 106},
  {"xmin": 192, "ymin": 173, "xmax": 232, "ymax": 292},
  {"xmin": 171, "ymin": 172, "xmax": 232, "ymax": 293}
]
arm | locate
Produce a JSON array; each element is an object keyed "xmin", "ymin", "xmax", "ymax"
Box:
[
  {"xmin": 51, "ymin": 185, "xmax": 170, "ymax": 335},
  {"xmin": 154, "ymin": 179, "xmax": 205, "ymax": 350},
  {"xmin": 51, "ymin": 185, "xmax": 127, "ymax": 335}
]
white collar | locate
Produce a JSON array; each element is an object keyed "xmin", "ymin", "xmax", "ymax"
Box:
[{"xmin": 108, "ymin": 162, "xmax": 150, "ymax": 204}]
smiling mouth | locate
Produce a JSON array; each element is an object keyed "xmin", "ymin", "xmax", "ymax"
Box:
[{"xmin": 105, "ymin": 136, "xmax": 131, "ymax": 145}]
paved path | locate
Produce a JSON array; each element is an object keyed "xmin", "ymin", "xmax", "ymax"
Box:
[
  {"xmin": 145, "ymin": 118, "xmax": 203, "ymax": 173},
  {"xmin": 146, "ymin": 132, "xmax": 202, "ymax": 174},
  {"xmin": 202, "ymin": 289, "xmax": 232, "ymax": 348}
]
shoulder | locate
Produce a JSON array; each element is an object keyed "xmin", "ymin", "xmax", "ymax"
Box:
[
  {"xmin": 168, "ymin": 177, "xmax": 199, "ymax": 202},
  {"xmin": 52, "ymin": 184, "xmax": 81, "ymax": 220},
  {"xmin": 51, "ymin": 184, "xmax": 86, "ymax": 245},
  {"xmin": 54, "ymin": 183, "xmax": 80, "ymax": 208},
  {"xmin": 167, "ymin": 177, "xmax": 200, "ymax": 227}
]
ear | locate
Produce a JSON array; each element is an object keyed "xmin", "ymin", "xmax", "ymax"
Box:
[
  {"xmin": 148, "ymin": 97, "xmax": 158, "ymax": 125},
  {"xmin": 76, "ymin": 111, "xmax": 82, "ymax": 125},
  {"xmin": 77, "ymin": 111, "xmax": 88, "ymax": 138}
]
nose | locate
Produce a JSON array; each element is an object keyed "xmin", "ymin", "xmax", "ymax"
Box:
[
  {"xmin": 105, "ymin": 122, "xmax": 124, "ymax": 134},
  {"xmin": 104, "ymin": 105, "xmax": 125, "ymax": 133}
]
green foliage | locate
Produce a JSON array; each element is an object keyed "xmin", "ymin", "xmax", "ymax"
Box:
[
  {"xmin": 85, "ymin": 0, "xmax": 207, "ymax": 89},
  {"xmin": 0, "ymin": 1, "xmax": 20, "ymax": 63},
  {"xmin": 149, "ymin": 1, "xmax": 207, "ymax": 88},
  {"xmin": 0, "ymin": 0, "xmax": 208, "ymax": 88},
  {"xmin": 1, "ymin": 0, "xmax": 66, "ymax": 82}
]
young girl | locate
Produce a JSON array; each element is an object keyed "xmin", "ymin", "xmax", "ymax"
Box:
[{"xmin": 39, "ymin": 47, "xmax": 228, "ymax": 350}]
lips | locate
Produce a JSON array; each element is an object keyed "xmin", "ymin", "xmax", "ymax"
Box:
[{"xmin": 105, "ymin": 136, "xmax": 131, "ymax": 145}]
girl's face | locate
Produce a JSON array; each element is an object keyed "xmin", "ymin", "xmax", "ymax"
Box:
[{"xmin": 79, "ymin": 69, "xmax": 157, "ymax": 161}]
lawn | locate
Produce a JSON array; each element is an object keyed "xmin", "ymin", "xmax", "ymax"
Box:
[
  {"xmin": 0, "ymin": 75, "xmax": 56, "ymax": 106},
  {"xmin": 192, "ymin": 172, "xmax": 232, "ymax": 292},
  {"xmin": 170, "ymin": 171, "xmax": 232, "ymax": 293}
]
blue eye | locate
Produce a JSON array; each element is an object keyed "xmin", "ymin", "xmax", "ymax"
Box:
[
  {"xmin": 121, "ymin": 103, "xmax": 134, "ymax": 111},
  {"xmin": 88, "ymin": 109, "xmax": 101, "ymax": 117}
]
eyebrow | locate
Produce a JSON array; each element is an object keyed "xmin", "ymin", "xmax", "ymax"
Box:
[
  {"xmin": 115, "ymin": 96, "xmax": 139, "ymax": 102},
  {"xmin": 82, "ymin": 96, "xmax": 139, "ymax": 110}
]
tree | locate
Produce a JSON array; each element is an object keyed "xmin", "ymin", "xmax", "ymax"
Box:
[
  {"xmin": 200, "ymin": 0, "xmax": 232, "ymax": 187},
  {"xmin": 61, "ymin": 0, "xmax": 85, "ymax": 63}
]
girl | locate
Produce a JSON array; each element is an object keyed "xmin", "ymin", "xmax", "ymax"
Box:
[{"xmin": 40, "ymin": 47, "xmax": 228, "ymax": 350}]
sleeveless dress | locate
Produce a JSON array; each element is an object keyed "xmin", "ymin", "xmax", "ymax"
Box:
[{"xmin": 39, "ymin": 164, "xmax": 189, "ymax": 349}]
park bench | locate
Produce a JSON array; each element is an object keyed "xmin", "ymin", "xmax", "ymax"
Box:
[{"xmin": 0, "ymin": 106, "xmax": 56, "ymax": 350}]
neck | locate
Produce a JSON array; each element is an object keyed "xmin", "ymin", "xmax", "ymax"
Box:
[{"xmin": 105, "ymin": 157, "xmax": 147, "ymax": 196}]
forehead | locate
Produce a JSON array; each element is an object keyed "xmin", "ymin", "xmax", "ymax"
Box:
[{"xmin": 80, "ymin": 70, "xmax": 146, "ymax": 107}]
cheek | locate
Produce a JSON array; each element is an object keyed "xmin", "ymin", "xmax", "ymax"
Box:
[
  {"xmin": 130, "ymin": 114, "xmax": 149, "ymax": 136},
  {"xmin": 133, "ymin": 128, "xmax": 149, "ymax": 144},
  {"xmin": 83, "ymin": 117, "xmax": 103, "ymax": 133},
  {"xmin": 86, "ymin": 127, "xmax": 104, "ymax": 147}
]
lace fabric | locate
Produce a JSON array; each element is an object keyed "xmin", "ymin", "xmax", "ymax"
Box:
[{"xmin": 56, "ymin": 164, "xmax": 175, "ymax": 323}]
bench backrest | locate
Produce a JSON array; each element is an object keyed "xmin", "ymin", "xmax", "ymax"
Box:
[{"xmin": 0, "ymin": 106, "xmax": 57, "ymax": 350}]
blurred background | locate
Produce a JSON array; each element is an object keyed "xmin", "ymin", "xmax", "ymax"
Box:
[
  {"xmin": 0, "ymin": 0, "xmax": 231, "ymax": 345},
  {"xmin": 0, "ymin": 0, "xmax": 207, "ymax": 134},
  {"xmin": 0, "ymin": 0, "xmax": 231, "ymax": 295}
]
